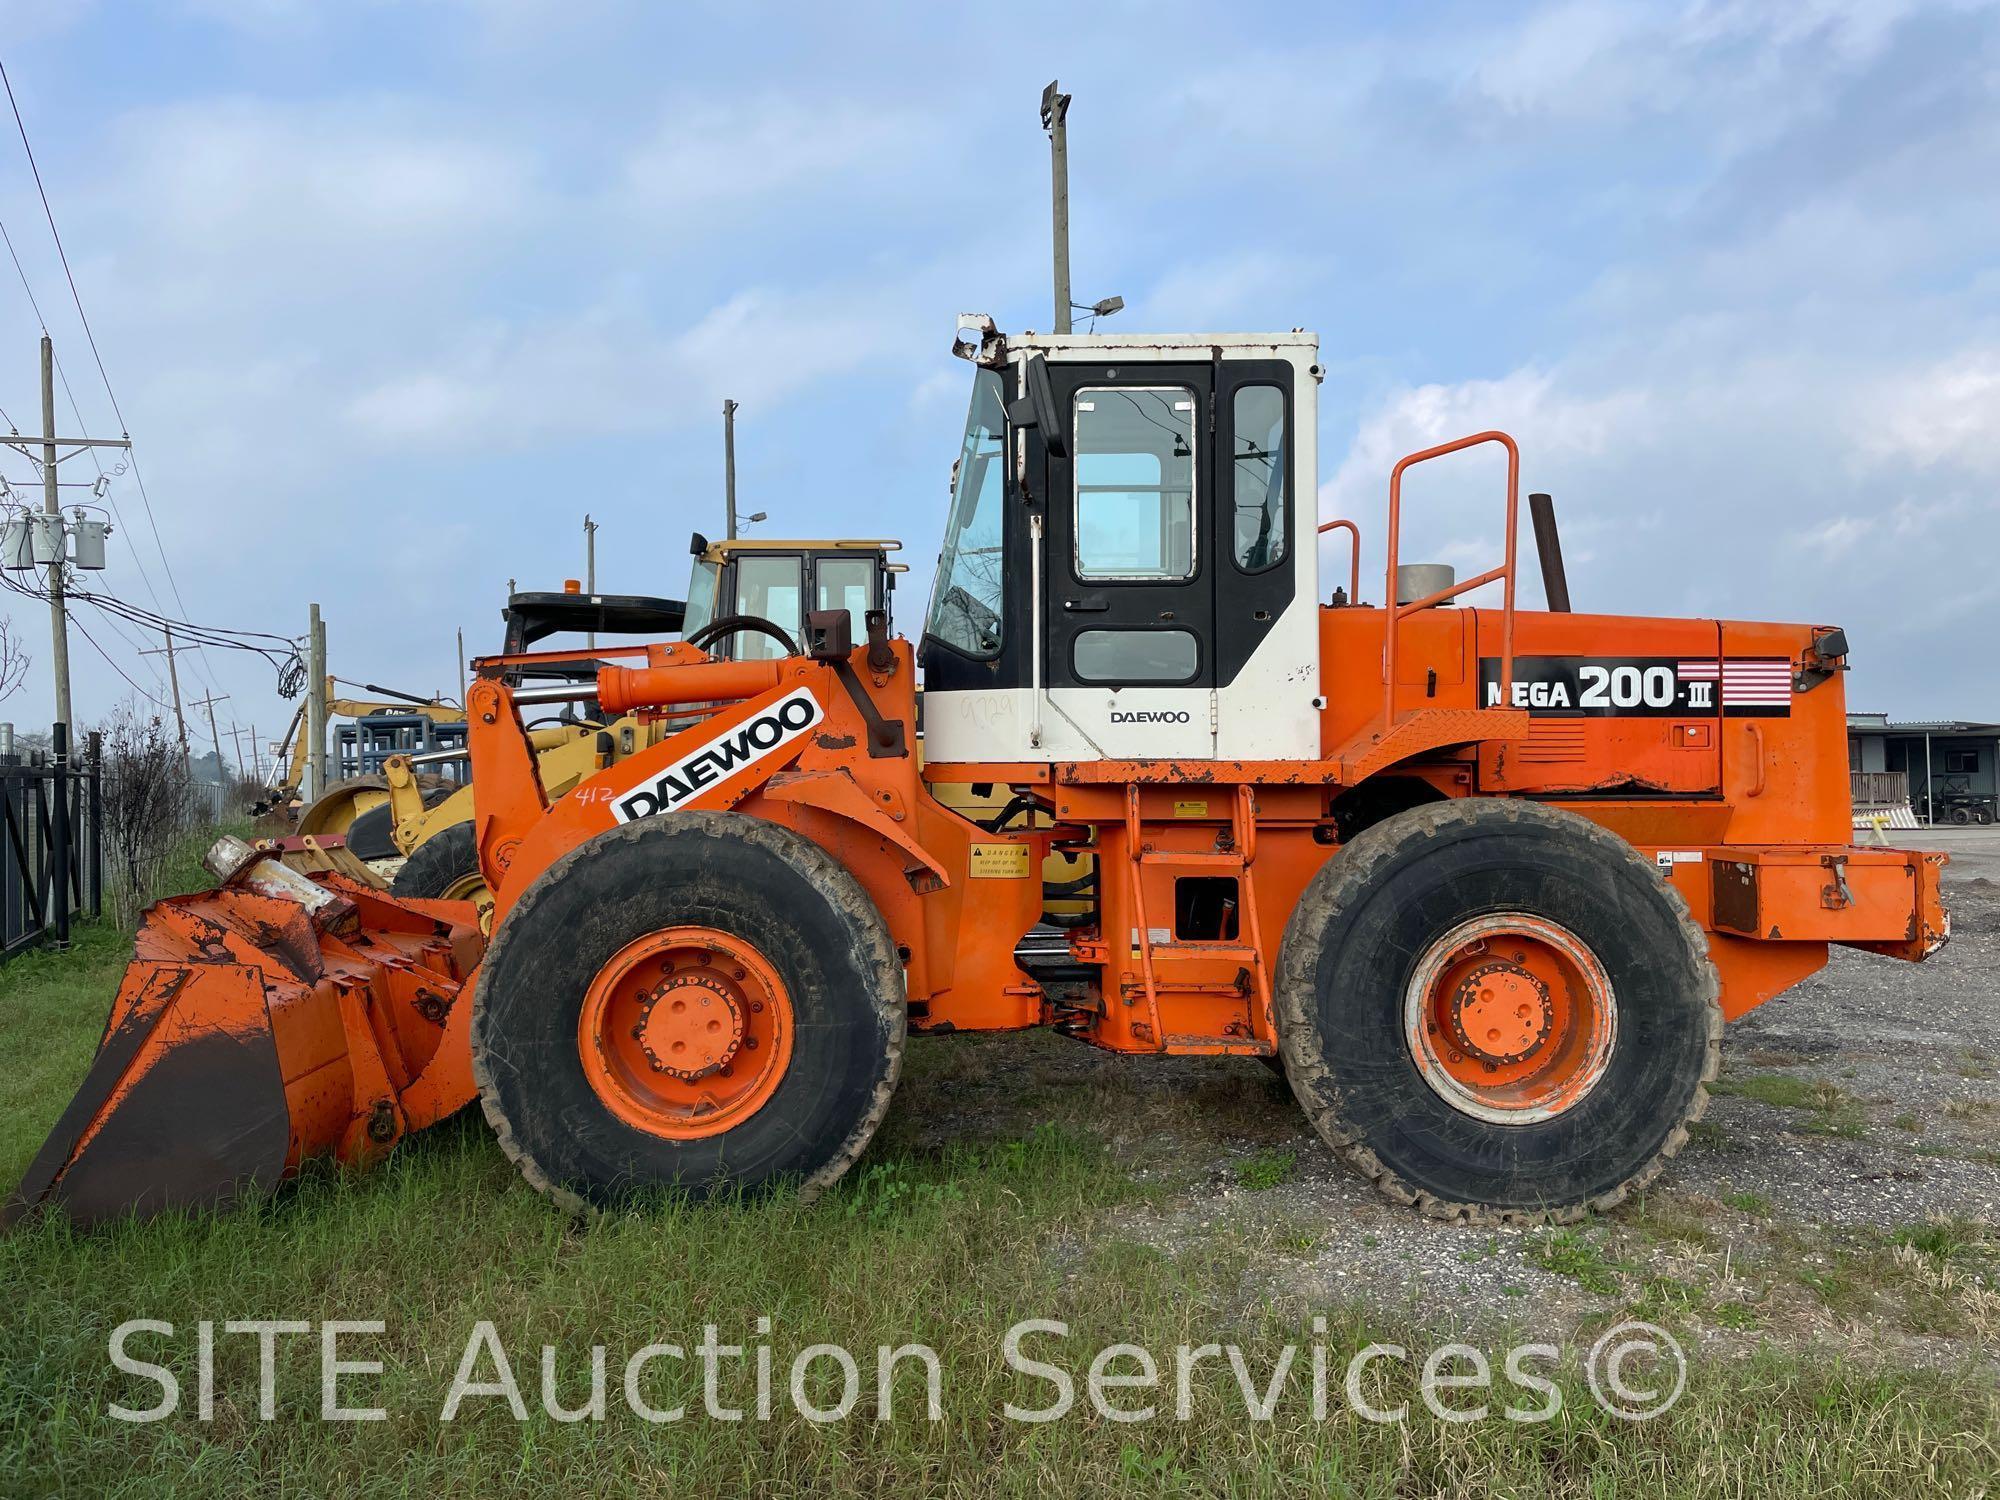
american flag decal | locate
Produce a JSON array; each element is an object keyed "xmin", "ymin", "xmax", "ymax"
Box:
[{"xmin": 1678, "ymin": 658, "xmax": 1791, "ymax": 716}]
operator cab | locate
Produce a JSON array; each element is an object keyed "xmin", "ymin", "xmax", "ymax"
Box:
[
  {"xmin": 920, "ymin": 316, "xmax": 1323, "ymax": 764},
  {"xmin": 683, "ymin": 535, "xmax": 902, "ymax": 660}
]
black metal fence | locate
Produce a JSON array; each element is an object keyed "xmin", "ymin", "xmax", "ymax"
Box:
[{"xmin": 1, "ymin": 723, "xmax": 103, "ymax": 959}]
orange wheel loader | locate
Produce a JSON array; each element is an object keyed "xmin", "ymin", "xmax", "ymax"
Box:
[{"xmin": 7, "ymin": 316, "xmax": 1947, "ymax": 1229}]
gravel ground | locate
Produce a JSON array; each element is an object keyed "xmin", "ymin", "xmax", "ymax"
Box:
[{"xmin": 892, "ymin": 845, "xmax": 2000, "ymax": 1366}]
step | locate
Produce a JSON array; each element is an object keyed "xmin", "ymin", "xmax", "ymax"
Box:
[
  {"xmin": 1141, "ymin": 940, "xmax": 1260, "ymax": 964},
  {"xmin": 1135, "ymin": 849, "xmax": 1246, "ymax": 869},
  {"xmin": 1159, "ymin": 1034, "xmax": 1275, "ymax": 1057}
]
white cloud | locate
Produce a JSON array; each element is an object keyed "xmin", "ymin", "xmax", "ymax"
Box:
[
  {"xmin": 1860, "ymin": 353, "xmax": 2000, "ymax": 474},
  {"xmin": 341, "ymin": 284, "xmax": 912, "ymax": 450},
  {"xmin": 1141, "ymin": 251, "xmax": 1328, "ymax": 334},
  {"xmin": 103, "ymin": 97, "xmax": 534, "ymax": 263},
  {"xmin": 1471, "ymin": 0, "xmax": 1676, "ymax": 121},
  {"xmin": 621, "ymin": 97, "xmax": 925, "ymax": 218},
  {"xmin": 1321, "ymin": 367, "xmax": 1646, "ymax": 522}
]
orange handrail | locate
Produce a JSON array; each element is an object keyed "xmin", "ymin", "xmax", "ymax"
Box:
[
  {"xmin": 1382, "ymin": 430, "xmax": 1520, "ymax": 727},
  {"xmin": 1317, "ymin": 518, "xmax": 1361, "ymax": 604}
]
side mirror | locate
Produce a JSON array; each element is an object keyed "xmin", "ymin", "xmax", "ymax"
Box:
[
  {"xmin": 1005, "ymin": 354, "xmax": 1068, "ymax": 460},
  {"xmin": 806, "ymin": 608, "xmax": 852, "ymax": 661},
  {"xmin": 689, "ymin": 531, "xmax": 709, "ymax": 556}
]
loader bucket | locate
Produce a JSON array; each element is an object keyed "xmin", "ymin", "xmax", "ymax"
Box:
[{"xmin": 4, "ymin": 838, "xmax": 484, "ymax": 1229}]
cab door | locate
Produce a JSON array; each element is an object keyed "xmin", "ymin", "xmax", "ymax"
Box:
[{"xmin": 1042, "ymin": 363, "xmax": 1215, "ymax": 760}]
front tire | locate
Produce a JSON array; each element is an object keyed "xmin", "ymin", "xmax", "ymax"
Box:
[
  {"xmin": 1275, "ymin": 798, "xmax": 1720, "ymax": 1223},
  {"xmin": 471, "ymin": 812, "xmax": 904, "ymax": 1209}
]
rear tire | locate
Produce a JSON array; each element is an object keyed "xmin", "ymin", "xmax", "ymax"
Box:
[
  {"xmin": 471, "ymin": 812, "xmax": 904, "ymax": 1210},
  {"xmin": 1275, "ymin": 798, "xmax": 1720, "ymax": 1223}
]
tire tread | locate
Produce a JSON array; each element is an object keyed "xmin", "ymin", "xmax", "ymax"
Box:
[
  {"xmin": 469, "ymin": 813, "xmax": 905, "ymax": 1213},
  {"xmin": 1274, "ymin": 797, "xmax": 1721, "ymax": 1226}
]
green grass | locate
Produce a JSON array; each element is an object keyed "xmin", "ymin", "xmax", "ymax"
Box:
[
  {"xmin": 1889, "ymin": 1220, "xmax": 1990, "ymax": 1265},
  {"xmin": 1231, "ymin": 1148, "xmax": 1294, "ymax": 1192},
  {"xmin": 1723, "ymin": 1191, "xmax": 1773, "ymax": 1218},
  {"xmin": 2, "ymin": 892, "xmax": 1997, "ymax": 1494},
  {"xmin": 1530, "ymin": 1228, "xmax": 1623, "ymax": 1296},
  {"xmin": 1711, "ymin": 1300, "xmax": 1762, "ymax": 1331},
  {"xmin": 1711, "ymin": 1074, "xmax": 1869, "ymax": 1139},
  {"xmin": 1709, "ymin": 1074, "xmax": 1826, "ymax": 1110}
]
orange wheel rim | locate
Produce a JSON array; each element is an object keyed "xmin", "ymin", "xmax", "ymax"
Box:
[
  {"xmin": 1403, "ymin": 913, "xmax": 1616, "ymax": 1125},
  {"xmin": 577, "ymin": 926, "xmax": 794, "ymax": 1140}
]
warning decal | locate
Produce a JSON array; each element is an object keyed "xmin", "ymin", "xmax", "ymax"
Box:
[{"xmin": 969, "ymin": 842, "xmax": 1033, "ymax": 879}]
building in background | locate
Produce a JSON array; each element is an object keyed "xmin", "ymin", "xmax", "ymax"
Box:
[{"xmin": 1848, "ymin": 714, "xmax": 1999, "ymax": 826}]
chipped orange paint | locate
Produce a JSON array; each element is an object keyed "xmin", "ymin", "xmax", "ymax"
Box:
[
  {"xmin": 575, "ymin": 926, "xmax": 795, "ymax": 1139},
  {"xmin": 1403, "ymin": 913, "xmax": 1618, "ymax": 1123},
  {"xmin": 5, "ymin": 866, "xmax": 483, "ymax": 1226}
]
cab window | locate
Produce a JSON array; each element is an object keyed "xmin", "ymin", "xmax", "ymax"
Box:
[
  {"xmin": 1074, "ymin": 387, "xmax": 1196, "ymax": 581},
  {"xmin": 734, "ymin": 555, "xmax": 802, "ymax": 660},
  {"xmin": 1231, "ymin": 385, "xmax": 1287, "ymax": 571},
  {"xmin": 683, "ymin": 557, "xmax": 720, "ymax": 638},
  {"xmin": 924, "ymin": 368, "xmax": 1007, "ymax": 657},
  {"xmin": 815, "ymin": 557, "xmax": 875, "ymax": 624}
]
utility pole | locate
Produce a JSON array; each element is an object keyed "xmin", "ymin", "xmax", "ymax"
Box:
[
  {"xmin": 138, "ymin": 624, "xmax": 191, "ymax": 766},
  {"xmin": 247, "ymin": 722, "xmax": 259, "ymax": 782},
  {"xmin": 723, "ymin": 399, "xmax": 739, "ymax": 539},
  {"xmin": 456, "ymin": 627, "xmax": 466, "ymax": 702},
  {"xmin": 306, "ymin": 603, "xmax": 327, "ymax": 801},
  {"xmin": 5, "ymin": 335, "xmax": 130, "ymax": 730},
  {"xmin": 39, "ymin": 335, "xmax": 65, "ymax": 730},
  {"xmin": 1042, "ymin": 81, "xmax": 1073, "ymax": 335},
  {"xmin": 583, "ymin": 513, "xmax": 598, "ymax": 649},
  {"xmin": 191, "ymin": 690, "xmax": 228, "ymax": 786},
  {"xmin": 227, "ymin": 722, "xmax": 247, "ymax": 780}
]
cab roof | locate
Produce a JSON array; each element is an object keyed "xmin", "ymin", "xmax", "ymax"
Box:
[{"xmin": 693, "ymin": 536, "xmax": 904, "ymax": 567}]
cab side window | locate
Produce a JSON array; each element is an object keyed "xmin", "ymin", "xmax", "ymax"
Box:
[{"xmin": 1231, "ymin": 385, "xmax": 1287, "ymax": 571}]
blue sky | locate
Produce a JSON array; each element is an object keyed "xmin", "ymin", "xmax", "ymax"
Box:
[{"xmin": 0, "ymin": 0, "xmax": 1993, "ymax": 762}]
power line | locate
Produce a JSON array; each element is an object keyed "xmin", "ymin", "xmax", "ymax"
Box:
[
  {"xmin": 49, "ymin": 345, "xmax": 186, "ymax": 641},
  {"xmin": 0, "ymin": 212, "xmax": 46, "ymax": 333},
  {"xmin": 0, "ymin": 59, "xmax": 120, "ymax": 429},
  {"xmin": 0, "ymin": 58, "xmax": 202, "ymax": 675},
  {"xmin": 68, "ymin": 606, "xmax": 170, "ymax": 712},
  {"xmin": 0, "ymin": 567, "xmax": 300, "ymax": 666},
  {"xmin": 0, "ymin": 60, "xmax": 277, "ymax": 723}
]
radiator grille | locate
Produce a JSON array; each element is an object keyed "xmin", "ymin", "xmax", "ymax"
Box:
[{"xmin": 1518, "ymin": 720, "xmax": 1587, "ymax": 764}]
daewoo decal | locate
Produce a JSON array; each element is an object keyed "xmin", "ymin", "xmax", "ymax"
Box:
[{"xmin": 611, "ymin": 687, "xmax": 824, "ymax": 824}]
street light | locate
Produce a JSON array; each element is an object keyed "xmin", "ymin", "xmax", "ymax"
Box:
[{"xmin": 1072, "ymin": 295, "xmax": 1124, "ymax": 329}]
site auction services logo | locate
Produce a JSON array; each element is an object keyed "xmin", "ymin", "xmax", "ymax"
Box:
[{"xmin": 103, "ymin": 1316, "xmax": 1687, "ymax": 1427}]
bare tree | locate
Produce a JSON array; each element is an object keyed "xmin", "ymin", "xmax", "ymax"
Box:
[
  {"xmin": 97, "ymin": 699, "xmax": 197, "ymax": 927},
  {"xmin": 0, "ymin": 615, "xmax": 28, "ymax": 705}
]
